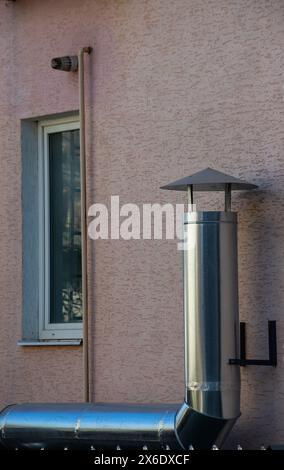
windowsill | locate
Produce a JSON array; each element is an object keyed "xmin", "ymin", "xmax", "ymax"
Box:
[{"xmin": 17, "ymin": 339, "xmax": 82, "ymax": 347}]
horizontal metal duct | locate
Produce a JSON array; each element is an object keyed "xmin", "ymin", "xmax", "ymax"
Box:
[{"xmin": 0, "ymin": 402, "xmax": 236, "ymax": 450}]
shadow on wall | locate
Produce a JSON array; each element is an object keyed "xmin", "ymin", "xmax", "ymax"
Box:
[{"xmin": 226, "ymin": 189, "xmax": 281, "ymax": 449}]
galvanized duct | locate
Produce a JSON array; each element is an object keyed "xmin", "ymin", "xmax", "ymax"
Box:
[
  {"xmin": 0, "ymin": 214, "xmax": 242, "ymax": 449},
  {"xmin": 0, "ymin": 402, "xmax": 236, "ymax": 450},
  {"xmin": 0, "ymin": 168, "xmax": 257, "ymax": 450}
]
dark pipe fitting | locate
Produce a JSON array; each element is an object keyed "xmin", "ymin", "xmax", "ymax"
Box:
[{"xmin": 51, "ymin": 55, "xmax": 78, "ymax": 72}]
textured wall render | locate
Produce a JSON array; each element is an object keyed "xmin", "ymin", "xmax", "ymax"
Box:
[{"xmin": 0, "ymin": 0, "xmax": 283, "ymax": 448}]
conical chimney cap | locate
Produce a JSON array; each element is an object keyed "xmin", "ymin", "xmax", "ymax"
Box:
[{"xmin": 160, "ymin": 167, "xmax": 258, "ymax": 192}]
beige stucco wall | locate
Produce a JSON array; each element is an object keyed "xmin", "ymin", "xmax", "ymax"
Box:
[{"xmin": 0, "ymin": 0, "xmax": 283, "ymax": 448}]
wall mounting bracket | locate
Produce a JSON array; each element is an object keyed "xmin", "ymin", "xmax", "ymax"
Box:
[{"xmin": 229, "ymin": 321, "xmax": 277, "ymax": 367}]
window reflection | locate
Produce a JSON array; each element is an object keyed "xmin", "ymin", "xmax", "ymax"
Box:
[{"xmin": 49, "ymin": 129, "xmax": 82, "ymax": 323}]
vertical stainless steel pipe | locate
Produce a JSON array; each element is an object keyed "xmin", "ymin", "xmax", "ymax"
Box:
[{"xmin": 184, "ymin": 211, "xmax": 240, "ymax": 420}]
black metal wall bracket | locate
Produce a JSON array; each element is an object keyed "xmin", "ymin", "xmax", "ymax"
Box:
[{"xmin": 229, "ymin": 321, "xmax": 277, "ymax": 367}]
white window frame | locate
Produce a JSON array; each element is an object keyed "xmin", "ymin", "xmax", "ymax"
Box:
[{"xmin": 38, "ymin": 116, "xmax": 83, "ymax": 340}]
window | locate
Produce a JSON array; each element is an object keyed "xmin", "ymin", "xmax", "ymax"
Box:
[{"xmin": 38, "ymin": 117, "xmax": 82, "ymax": 340}]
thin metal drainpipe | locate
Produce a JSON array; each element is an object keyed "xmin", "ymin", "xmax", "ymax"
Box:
[{"xmin": 79, "ymin": 46, "xmax": 92, "ymax": 402}]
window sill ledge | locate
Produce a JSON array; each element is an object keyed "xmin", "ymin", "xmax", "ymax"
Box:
[{"xmin": 17, "ymin": 339, "xmax": 82, "ymax": 347}]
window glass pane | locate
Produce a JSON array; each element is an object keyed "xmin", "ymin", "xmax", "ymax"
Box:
[{"xmin": 49, "ymin": 129, "xmax": 82, "ymax": 323}]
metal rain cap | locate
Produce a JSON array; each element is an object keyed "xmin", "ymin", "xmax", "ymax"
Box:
[{"xmin": 160, "ymin": 167, "xmax": 258, "ymax": 192}]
